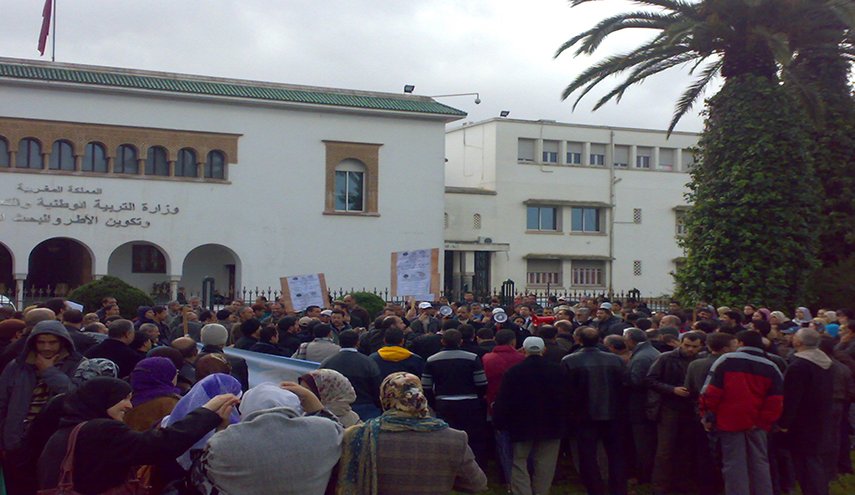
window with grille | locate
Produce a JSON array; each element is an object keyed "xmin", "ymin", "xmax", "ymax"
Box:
[
  {"xmin": 473, "ymin": 213, "xmax": 481, "ymax": 230},
  {"xmin": 527, "ymin": 259, "xmax": 561, "ymax": 286},
  {"xmin": 571, "ymin": 260, "xmax": 604, "ymax": 287},
  {"xmin": 633, "ymin": 208, "xmax": 642, "ymax": 224},
  {"xmin": 633, "ymin": 260, "xmax": 642, "ymax": 276}
]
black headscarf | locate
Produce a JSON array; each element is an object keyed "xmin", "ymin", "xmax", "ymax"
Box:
[{"xmin": 61, "ymin": 377, "xmax": 132, "ymax": 426}]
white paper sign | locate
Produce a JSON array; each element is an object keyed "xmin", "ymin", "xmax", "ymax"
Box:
[
  {"xmin": 396, "ymin": 249, "xmax": 432, "ymax": 297},
  {"xmin": 285, "ymin": 274, "xmax": 325, "ymax": 312}
]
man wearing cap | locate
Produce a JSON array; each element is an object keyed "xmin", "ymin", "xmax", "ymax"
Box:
[
  {"xmin": 487, "ymin": 308, "xmax": 528, "ymax": 348},
  {"xmin": 197, "ymin": 323, "xmax": 249, "ymax": 391},
  {"xmin": 493, "ymin": 336, "xmax": 568, "ymax": 495},
  {"xmin": 596, "ymin": 303, "xmax": 628, "ymax": 338},
  {"xmin": 410, "ymin": 302, "xmax": 440, "ymax": 335},
  {"xmin": 318, "ymin": 309, "xmax": 333, "ymax": 325},
  {"xmin": 562, "ymin": 326, "xmax": 628, "ymax": 495},
  {"xmin": 296, "ymin": 316, "xmax": 316, "ymax": 343}
]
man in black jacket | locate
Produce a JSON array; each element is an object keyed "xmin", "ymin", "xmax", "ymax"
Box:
[
  {"xmin": 249, "ymin": 326, "xmax": 284, "ymax": 356},
  {"xmin": 83, "ymin": 319, "xmax": 142, "ymax": 379},
  {"xmin": 645, "ymin": 330, "xmax": 704, "ymax": 495},
  {"xmin": 779, "ymin": 328, "xmax": 834, "ymax": 495},
  {"xmin": 625, "ymin": 328, "xmax": 660, "ymax": 484},
  {"xmin": 276, "ymin": 316, "xmax": 302, "ymax": 356},
  {"xmin": 562, "ymin": 326, "xmax": 628, "ymax": 495},
  {"xmin": 320, "ymin": 330, "xmax": 382, "ymax": 419},
  {"xmin": 493, "ymin": 336, "xmax": 567, "ymax": 495},
  {"xmin": 595, "ymin": 303, "xmax": 627, "ymax": 338}
]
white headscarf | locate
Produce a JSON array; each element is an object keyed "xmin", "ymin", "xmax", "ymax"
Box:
[{"xmin": 239, "ymin": 382, "xmax": 303, "ymax": 419}]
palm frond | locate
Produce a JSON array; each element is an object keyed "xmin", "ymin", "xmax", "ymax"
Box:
[
  {"xmin": 668, "ymin": 59, "xmax": 723, "ymax": 135},
  {"xmin": 555, "ymin": 12, "xmax": 677, "ymax": 57},
  {"xmin": 593, "ymin": 51, "xmax": 700, "ymax": 110}
]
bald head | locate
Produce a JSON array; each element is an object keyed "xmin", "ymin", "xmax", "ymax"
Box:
[
  {"xmin": 171, "ymin": 336, "xmax": 199, "ymax": 360},
  {"xmin": 794, "ymin": 328, "xmax": 820, "ymax": 349},
  {"xmin": 25, "ymin": 308, "xmax": 58, "ymax": 330},
  {"xmin": 579, "ymin": 326, "xmax": 600, "ymax": 347},
  {"xmin": 660, "ymin": 315, "xmax": 682, "ymax": 328}
]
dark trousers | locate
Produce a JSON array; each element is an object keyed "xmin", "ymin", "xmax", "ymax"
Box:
[
  {"xmin": 792, "ymin": 451, "xmax": 829, "ymax": 495},
  {"xmin": 652, "ymin": 407, "xmax": 697, "ymax": 494},
  {"xmin": 3, "ymin": 452, "xmax": 38, "ymax": 495},
  {"xmin": 435, "ymin": 398, "xmax": 489, "ymax": 470},
  {"xmin": 839, "ymin": 402, "xmax": 853, "ymax": 475},
  {"xmin": 630, "ymin": 420, "xmax": 657, "ymax": 484},
  {"xmin": 576, "ymin": 420, "xmax": 627, "ymax": 495}
]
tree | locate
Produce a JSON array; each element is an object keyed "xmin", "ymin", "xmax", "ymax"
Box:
[
  {"xmin": 68, "ymin": 275, "xmax": 154, "ymax": 320},
  {"xmin": 555, "ymin": 0, "xmax": 842, "ymax": 306}
]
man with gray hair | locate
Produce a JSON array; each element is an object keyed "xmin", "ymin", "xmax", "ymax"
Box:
[{"xmin": 778, "ymin": 328, "xmax": 834, "ymax": 495}]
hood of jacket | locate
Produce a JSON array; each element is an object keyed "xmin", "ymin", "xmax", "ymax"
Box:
[
  {"xmin": 794, "ymin": 348, "xmax": 832, "ymax": 370},
  {"xmin": 22, "ymin": 320, "xmax": 76, "ymax": 363},
  {"xmin": 377, "ymin": 345, "xmax": 414, "ymax": 362}
]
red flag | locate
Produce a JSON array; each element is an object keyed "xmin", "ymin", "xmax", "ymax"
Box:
[{"xmin": 37, "ymin": 0, "xmax": 52, "ymax": 56}]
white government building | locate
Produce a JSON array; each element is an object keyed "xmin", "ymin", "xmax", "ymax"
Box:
[
  {"xmin": 0, "ymin": 57, "xmax": 699, "ymax": 305},
  {"xmin": 0, "ymin": 57, "xmax": 463, "ymax": 304}
]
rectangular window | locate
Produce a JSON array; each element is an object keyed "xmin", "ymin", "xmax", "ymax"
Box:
[
  {"xmin": 636, "ymin": 147, "xmax": 652, "ymax": 169},
  {"xmin": 572, "ymin": 260, "xmax": 604, "ymax": 287},
  {"xmin": 132, "ymin": 245, "xmax": 166, "ymax": 274},
  {"xmin": 335, "ymin": 170, "xmax": 364, "ymax": 212},
  {"xmin": 518, "ymin": 138, "xmax": 535, "ymax": 162},
  {"xmin": 542, "ymin": 140, "xmax": 559, "ymax": 163},
  {"xmin": 567, "ymin": 142, "xmax": 583, "ymax": 165},
  {"xmin": 682, "ymin": 148, "xmax": 696, "ymax": 171},
  {"xmin": 570, "ymin": 207, "xmax": 601, "ymax": 233},
  {"xmin": 614, "ymin": 145, "xmax": 629, "ymax": 168},
  {"xmin": 527, "ymin": 259, "xmax": 561, "ymax": 286},
  {"xmin": 590, "ymin": 143, "xmax": 606, "ymax": 166},
  {"xmin": 526, "ymin": 206, "xmax": 558, "ymax": 231},
  {"xmin": 676, "ymin": 210, "xmax": 688, "ymax": 236},
  {"xmin": 659, "ymin": 148, "xmax": 675, "ymax": 171}
]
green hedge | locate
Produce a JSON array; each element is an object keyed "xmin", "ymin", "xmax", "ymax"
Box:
[
  {"xmin": 68, "ymin": 275, "xmax": 154, "ymax": 320},
  {"xmin": 350, "ymin": 291, "xmax": 385, "ymax": 320}
]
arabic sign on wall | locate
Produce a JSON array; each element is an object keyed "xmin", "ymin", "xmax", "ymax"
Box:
[{"xmin": 0, "ymin": 183, "xmax": 180, "ymax": 228}]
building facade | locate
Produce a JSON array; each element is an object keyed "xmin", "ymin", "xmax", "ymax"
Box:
[
  {"xmin": 0, "ymin": 58, "xmax": 464, "ymax": 305},
  {"xmin": 443, "ymin": 118, "xmax": 699, "ymax": 297}
]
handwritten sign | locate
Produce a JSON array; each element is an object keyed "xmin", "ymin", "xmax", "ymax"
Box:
[
  {"xmin": 391, "ymin": 248, "xmax": 440, "ymax": 299},
  {"xmin": 279, "ymin": 274, "xmax": 329, "ymax": 313},
  {"xmin": 0, "ymin": 183, "xmax": 180, "ymax": 229}
]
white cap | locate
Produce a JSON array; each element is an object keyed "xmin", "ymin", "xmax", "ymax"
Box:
[
  {"xmin": 418, "ymin": 302, "xmax": 433, "ymax": 310},
  {"xmin": 491, "ymin": 307, "xmax": 506, "ymax": 315},
  {"xmin": 320, "ymin": 309, "xmax": 333, "ymax": 316},
  {"xmin": 523, "ymin": 336, "xmax": 545, "ymax": 352},
  {"xmin": 599, "ymin": 302, "xmax": 612, "ymax": 311}
]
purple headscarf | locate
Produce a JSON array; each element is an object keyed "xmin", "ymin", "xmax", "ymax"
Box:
[
  {"xmin": 130, "ymin": 357, "xmax": 180, "ymax": 407},
  {"xmin": 161, "ymin": 373, "xmax": 242, "ymax": 469}
]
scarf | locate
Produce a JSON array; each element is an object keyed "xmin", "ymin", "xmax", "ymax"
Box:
[
  {"xmin": 337, "ymin": 372, "xmax": 447, "ymax": 495},
  {"xmin": 129, "ymin": 357, "xmax": 180, "ymax": 407},
  {"xmin": 300, "ymin": 369, "xmax": 360, "ymax": 427}
]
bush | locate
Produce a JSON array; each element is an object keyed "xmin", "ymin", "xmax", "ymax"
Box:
[
  {"xmin": 807, "ymin": 254, "xmax": 855, "ymax": 310},
  {"xmin": 350, "ymin": 291, "xmax": 385, "ymax": 320},
  {"xmin": 68, "ymin": 275, "xmax": 154, "ymax": 320}
]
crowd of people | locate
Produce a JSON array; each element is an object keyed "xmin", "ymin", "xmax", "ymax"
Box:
[{"xmin": 0, "ymin": 291, "xmax": 852, "ymax": 495}]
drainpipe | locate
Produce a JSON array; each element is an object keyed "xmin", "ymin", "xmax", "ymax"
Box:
[{"xmin": 608, "ymin": 130, "xmax": 615, "ymax": 294}]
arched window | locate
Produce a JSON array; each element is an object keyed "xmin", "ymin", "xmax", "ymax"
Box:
[
  {"xmin": 175, "ymin": 148, "xmax": 197, "ymax": 177},
  {"xmin": 82, "ymin": 142, "xmax": 107, "ymax": 172},
  {"xmin": 0, "ymin": 137, "xmax": 9, "ymax": 168},
  {"xmin": 16, "ymin": 138, "xmax": 42, "ymax": 169},
  {"xmin": 49, "ymin": 140, "xmax": 75, "ymax": 171},
  {"xmin": 473, "ymin": 213, "xmax": 482, "ymax": 230},
  {"xmin": 205, "ymin": 150, "xmax": 225, "ymax": 179},
  {"xmin": 114, "ymin": 144, "xmax": 138, "ymax": 174},
  {"xmin": 334, "ymin": 159, "xmax": 366, "ymax": 212},
  {"xmin": 145, "ymin": 146, "xmax": 169, "ymax": 176}
]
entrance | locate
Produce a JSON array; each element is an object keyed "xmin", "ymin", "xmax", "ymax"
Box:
[{"xmin": 27, "ymin": 238, "xmax": 93, "ymax": 295}]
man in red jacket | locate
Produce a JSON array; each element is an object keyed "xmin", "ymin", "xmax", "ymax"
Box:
[{"xmin": 700, "ymin": 330, "xmax": 783, "ymax": 495}]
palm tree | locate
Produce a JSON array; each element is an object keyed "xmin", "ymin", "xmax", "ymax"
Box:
[{"xmin": 555, "ymin": 0, "xmax": 854, "ymax": 133}]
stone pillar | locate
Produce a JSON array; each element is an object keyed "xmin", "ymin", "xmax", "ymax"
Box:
[
  {"xmin": 169, "ymin": 276, "xmax": 181, "ymax": 302},
  {"xmin": 14, "ymin": 276, "xmax": 25, "ymax": 309}
]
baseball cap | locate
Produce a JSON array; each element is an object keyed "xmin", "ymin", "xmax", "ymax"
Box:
[
  {"xmin": 522, "ymin": 336, "xmax": 544, "ymax": 352},
  {"xmin": 418, "ymin": 302, "xmax": 433, "ymax": 310},
  {"xmin": 491, "ymin": 307, "xmax": 506, "ymax": 315},
  {"xmin": 599, "ymin": 302, "xmax": 612, "ymax": 311},
  {"xmin": 298, "ymin": 316, "xmax": 314, "ymax": 327},
  {"xmin": 320, "ymin": 309, "xmax": 333, "ymax": 316}
]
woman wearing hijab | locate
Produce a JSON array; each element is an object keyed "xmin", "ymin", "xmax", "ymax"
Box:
[
  {"xmin": 134, "ymin": 306, "xmax": 156, "ymax": 331},
  {"xmin": 338, "ymin": 372, "xmax": 487, "ymax": 495},
  {"xmin": 300, "ymin": 368, "xmax": 362, "ymax": 427},
  {"xmin": 124, "ymin": 356, "xmax": 182, "ymax": 432},
  {"xmin": 195, "ymin": 381, "xmax": 343, "ymax": 495},
  {"xmin": 794, "ymin": 307, "xmax": 813, "ymax": 327},
  {"xmin": 11, "ymin": 359, "xmax": 119, "ymax": 495},
  {"xmin": 37, "ymin": 377, "xmax": 238, "ymax": 494}
]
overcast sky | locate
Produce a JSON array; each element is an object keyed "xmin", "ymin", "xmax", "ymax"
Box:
[{"xmin": 1, "ymin": 0, "xmax": 712, "ymax": 133}]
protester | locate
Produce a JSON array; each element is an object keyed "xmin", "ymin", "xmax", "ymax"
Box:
[
  {"xmin": 369, "ymin": 327, "xmax": 424, "ymax": 379},
  {"xmin": 83, "ymin": 318, "xmax": 142, "ymax": 379},
  {"xmin": 37, "ymin": 377, "xmax": 238, "ymax": 493},
  {"xmin": 124, "ymin": 357, "xmax": 182, "ymax": 432},
  {"xmin": 300, "ymin": 368, "xmax": 362, "ymax": 427},
  {"xmin": 198, "ymin": 323, "xmax": 249, "ymax": 391},
  {"xmin": 320, "ymin": 329, "xmax": 382, "ymax": 419},
  {"xmin": 624, "ymin": 328, "xmax": 660, "ymax": 484},
  {"xmin": 195, "ymin": 382, "xmax": 342, "ymax": 495},
  {"xmin": 338, "ymin": 372, "xmax": 487, "ymax": 494}
]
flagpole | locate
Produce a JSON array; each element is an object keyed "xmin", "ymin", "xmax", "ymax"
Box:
[{"xmin": 51, "ymin": 0, "xmax": 56, "ymax": 61}]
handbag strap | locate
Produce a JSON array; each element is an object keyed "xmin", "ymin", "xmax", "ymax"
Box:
[{"xmin": 56, "ymin": 422, "xmax": 87, "ymax": 488}]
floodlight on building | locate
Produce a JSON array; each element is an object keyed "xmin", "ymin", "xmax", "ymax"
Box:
[
  {"xmin": 403, "ymin": 85, "xmax": 415, "ymax": 94},
  {"xmin": 500, "ymin": 110, "xmax": 510, "ymax": 117}
]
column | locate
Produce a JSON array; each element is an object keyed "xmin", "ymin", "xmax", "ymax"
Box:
[
  {"xmin": 630, "ymin": 145, "xmax": 638, "ymax": 169},
  {"xmin": 169, "ymin": 276, "xmax": 181, "ymax": 302},
  {"xmin": 583, "ymin": 142, "xmax": 591, "ymax": 166},
  {"xmin": 14, "ymin": 275, "xmax": 25, "ymax": 309},
  {"xmin": 559, "ymin": 141, "xmax": 568, "ymax": 165},
  {"xmin": 675, "ymin": 148, "xmax": 683, "ymax": 172},
  {"xmin": 653, "ymin": 147, "xmax": 660, "ymax": 170},
  {"xmin": 535, "ymin": 140, "xmax": 544, "ymax": 164}
]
